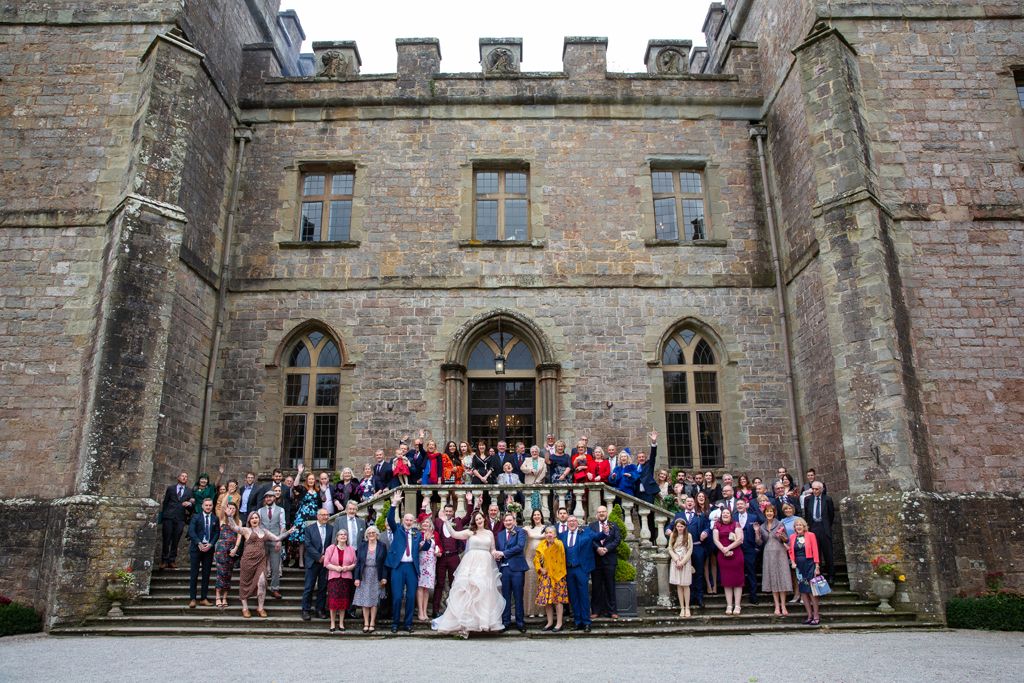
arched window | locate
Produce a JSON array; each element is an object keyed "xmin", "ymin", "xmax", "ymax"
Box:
[
  {"xmin": 662, "ymin": 329, "xmax": 724, "ymax": 469},
  {"xmin": 466, "ymin": 332, "xmax": 536, "ymax": 448},
  {"xmin": 282, "ymin": 330, "xmax": 341, "ymax": 470}
]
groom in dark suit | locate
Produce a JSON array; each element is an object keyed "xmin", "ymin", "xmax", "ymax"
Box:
[
  {"xmin": 186, "ymin": 497, "xmax": 219, "ymax": 607},
  {"xmin": 588, "ymin": 505, "xmax": 621, "ymax": 618},
  {"xmin": 494, "ymin": 512, "xmax": 529, "ymax": 633},
  {"xmin": 669, "ymin": 496, "xmax": 710, "ymax": 607},
  {"xmin": 559, "ymin": 515, "xmax": 602, "ymax": 632},
  {"xmin": 386, "ymin": 491, "xmax": 423, "ymax": 633}
]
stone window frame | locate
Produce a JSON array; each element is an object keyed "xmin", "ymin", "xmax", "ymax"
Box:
[
  {"xmin": 457, "ymin": 159, "xmax": 547, "ymax": 248},
  {"xmin": 659, "ymin": 328, "xmax": 726, "ymax": 470},
  {"xmin": 1015, "ymin": 68, "xmax": 1024, "ymax": 109},
  {"xmin": 279, "ymin": 161, "xmax": 364, "ymax": 249},
  {"xmin": 640, "ymin": 155, "xmax": 726, "ymax": 248}
]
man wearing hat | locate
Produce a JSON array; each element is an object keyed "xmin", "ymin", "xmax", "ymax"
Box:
[{"xmin": 258, "ymin": 487, "xmax": 287, "ymax": 598}]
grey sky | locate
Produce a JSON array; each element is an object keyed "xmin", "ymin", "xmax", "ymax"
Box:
[{"xmin": 281, "ymin": 0, "xmax": 710, "ymax": 74}]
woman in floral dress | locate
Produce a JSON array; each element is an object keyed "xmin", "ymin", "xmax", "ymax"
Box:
[
  {"xmin": 290, "ymin": 471, "xmax": 321, "ymax": 568},
  {"xmin": 214, "ymin": 502, "xmax": 242, "ymax": 608},
  {"xmin": 416, "ymin": 518, "xmax": 438, "ymax": 621}
]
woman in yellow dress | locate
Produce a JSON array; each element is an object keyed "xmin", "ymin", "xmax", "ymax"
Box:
[{"xmin": 533, "ymin": 525, "xmax": 568, "ymax": 632}]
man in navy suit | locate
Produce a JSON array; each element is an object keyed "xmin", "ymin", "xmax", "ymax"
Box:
[
  {"xmin": 187, "ymin": 497, "xmax": 219, "ymax": 608},
  {"xmin": 558, "ymin": 516, "xmax": 601, "ymax": 632},
  {"xmin": 386, "ymin": 491, "xmax": 423, "ymax": 633},
  {"xmin": 371, "ymin": 449, "xmax": 392, "ymax": 492},
  {"xmin": 807, "ymin": 482, "xmax": 836, "ymax": 584},
  {"xmin": 301, "ymin": 508, "xmax": 334, "ymax": 620},
  {"xmin": 160, "ymin": 470, "xmax": 194, "ymax": 569},
  {"xmin": 588, "ymin": 505, "xmax": 621, "ymax": 618},
  {"xmin": 633, "ymin": 431, "xmax": 659, "ymax": 503},
  {"xmin": 669, "ymin": 496, "xmax": 710, "ymax": 608},
  {"xmin": 493, "ymin": 512, "xmax": 529, "ymax": 633},
  {"xmin": 734, "ymin": 498, "xmax": 765, "ymax": 604}
]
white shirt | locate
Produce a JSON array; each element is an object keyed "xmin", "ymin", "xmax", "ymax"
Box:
[
  {"xmin": 346, "ymin": 515, "xmax": 358, "ymax": 542},
  {"xmin": 317, "ymin": 524, "xmax": 326, "ymax": 548},
  {"xmin": 401, "ymin": 528, "xmax": 413, "ymax": 562}
]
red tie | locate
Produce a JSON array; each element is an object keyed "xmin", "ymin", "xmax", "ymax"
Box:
[
  {"xmin": 406, "ymin": 532, "xmax": 412, "ymax": 558},
  {"xmin": 266, "ymin": 508, "xmax": 271, "ymax": 523},
  {"xmin": 507, "ymin": 530, "xmax": 512, "ymax": 543}
]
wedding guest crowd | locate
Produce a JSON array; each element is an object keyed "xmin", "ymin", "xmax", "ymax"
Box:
[{"xmin": 160, "ymin": 427, "xmax": 836, "ymax": 632}]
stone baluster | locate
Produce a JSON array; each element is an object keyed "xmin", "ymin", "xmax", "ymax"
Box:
[
  {"xmin": 621, "ymin": 499, "xmax": 636, "ymax": 537},
  {"xmin": 654, "ymin": 551, "xmax": 672, "ymax": 607},
  {"xmin": 572, "ymin": 486, "xmax": 585, "ymax": 519},
  {"xmin": 524, "ymin": 488, "xmax": 534, "ymax": 519},
  {"xmin": 542, "ymin": 489, "xmax": 551, "ymax": 521},
  {"xmin": 455, "ymin": 490, "xmax": 467, "ymax": 518},
  {"xmin": 586, "ymin": 485, "xmax": 600, "ymax": 521},
  {"xmin": 472, "ymin": 489, "xmax": 483, "ymax": 513},
  {"xmin": 654, "ymin": 513, "xmax": 670, "ymax": 548},
  {"xmin": 404, "ymin": 488, "xmax": 417, "ymax": 516},
  {"xmin": 638, "ymin": 506, "xmax": 652, "ymax": 547}
]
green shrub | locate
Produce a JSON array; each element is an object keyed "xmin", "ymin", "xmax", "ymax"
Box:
[
  {"xmin": 946, "ymin": 592, "xmax": 1024, "ymax": 631},
  {"xmin": 0, "ymin": 601, "xmax": 43, "ymax": 636},
  {"xmin": 375, "ymin": 499, "xmax": 391, "ymax": 533},
  {"xmin": 610, "ymin": 505, "xmax": 636, "ymax": 582}
]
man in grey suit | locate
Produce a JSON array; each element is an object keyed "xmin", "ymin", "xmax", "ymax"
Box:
[
  {"xmin": 257, "ymin": 488, "xmax": 286, "ymax": 598},
  {"xmin": 337, "ymin": 500, "xmax": 367, "ymax": 552}
]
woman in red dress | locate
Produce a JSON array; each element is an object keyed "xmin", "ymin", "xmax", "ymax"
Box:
[{"xmin": 713, "ymin": 507, "xmax": 745, "ymax": 615}]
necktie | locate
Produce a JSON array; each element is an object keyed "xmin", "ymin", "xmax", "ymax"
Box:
[
  {"xmin": 319, "ymin": 525, "xmax": 325, "ymax": 547},
  {"xmin": 204, "ymin": 514, "xmax": 210, "ymax": 541},
  {"xmin": 569, "ymin": 531, "xmax": 576, "ymax": 548},
  {"xmin": 602, "ymin": 522, "xmax": 608, "ymax": 535},
  {"xmin": 406, "ymin": 531, "xmax": 412, "ymax": 558},
  {"xmin": 266, "ymin": 507, "xmax": 271, "ymax": 523},
  {"xmin": 686, "ymin": 512, "xmax": 692, "ymax": 523},
  {"xmin": 507, "ymin": 530, "xmax": 512, "ymax": 544},
  {"xmin": 177, "ymin": 485, "xmax": 183, "ymax": 498},
  {"xmin": 814, "ymin": 498, "xmax": 821, "ymax": 522}
]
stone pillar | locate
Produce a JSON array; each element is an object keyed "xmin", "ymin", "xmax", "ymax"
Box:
[
  {"xmin": 562, "ymin": 37, "xmax": 607, "ymax": 80},
  {"xmin": 441, "ymin": 363, "xmax": 467, "ymax": 442},
  {"xmin": 41, "ymin": 32, "xmax": 201, "ymax": 627},
  {"xmin": 793, "ymin": 21, "xmax": 939, "ymax": 615},
  {"xmin": 396, "ymin": 38, "xmax": 440, "ymax": 94},
  {"xmin": 537, "ymin": 363, "xmax": 560, "ymax": 442}
]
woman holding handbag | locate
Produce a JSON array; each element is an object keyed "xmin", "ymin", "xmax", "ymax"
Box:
[
  {"xmin": 788, "ymin": 517, "xmax": 822, "ymax": 625},
  {"xmin": 757, "ymin": 504, "xmax": 792, "ymax": 616}
]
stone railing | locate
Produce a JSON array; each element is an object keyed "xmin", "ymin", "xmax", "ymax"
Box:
[{"xmin": 334, "ymin": 483, "xmax": 675, "ymax": 607}]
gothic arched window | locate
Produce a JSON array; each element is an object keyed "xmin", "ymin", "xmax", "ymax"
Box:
[
  {"xmin": 282, "ymin": 330, "xmax": 341, "ymax": 469},
  {"xmin": 662, "ymin": 329, "xmax": 724, "ymax": 469}
]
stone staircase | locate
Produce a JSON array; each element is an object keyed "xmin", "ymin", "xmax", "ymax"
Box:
[{"xmin": 54, "ymin": 563, "xmax": 942, "ymax": 638}]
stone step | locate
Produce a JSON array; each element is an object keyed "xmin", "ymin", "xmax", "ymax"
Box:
[{"xmin": 53, "ymin": 619, "xmax": 942, "ymax": 639}]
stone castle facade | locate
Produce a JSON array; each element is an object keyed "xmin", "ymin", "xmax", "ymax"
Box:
[{"xmin": 0, "ymin": 0, "xmax": 1021, "ymax": 626}]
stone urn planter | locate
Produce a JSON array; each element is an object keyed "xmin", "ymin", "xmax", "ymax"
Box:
[{"xmin": 871, "ymin": 576, "xmax": 896, "ymax": 612}]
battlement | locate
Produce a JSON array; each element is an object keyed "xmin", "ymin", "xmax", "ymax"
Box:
[{"xmin": 240, "ymin": 34, "xmax": 761, "ymax": 111}]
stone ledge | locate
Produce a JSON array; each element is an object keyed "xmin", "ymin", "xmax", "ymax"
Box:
[
  {"xmin": 457, "ymin": 239, "xmax": 546, "ymax": 249},
  {"xmin": 279, "ymin": 240, "xmax": 361, "ymax": 249},
  {"xmin": 644, "ymin": 238, "xmax": 727, "ymax": 248}
]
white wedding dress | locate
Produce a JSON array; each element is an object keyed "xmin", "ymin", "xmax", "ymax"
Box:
[{"xmin": 431, "ymin": 528, "xmax": 506, "ymax": 634}]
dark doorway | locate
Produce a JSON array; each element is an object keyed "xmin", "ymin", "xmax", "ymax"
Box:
[{"xmin": 468, "ymin": 379, "xmax": 536, "ymax": 448}]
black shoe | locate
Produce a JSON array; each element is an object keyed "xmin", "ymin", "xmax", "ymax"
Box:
[
  {"xmin": 391, "ymin": 625, "xmax": 399, "ymax": 633},
  {"xmin": 542, "ymin": 624, "xmax": 554, "ymax": 632},
  {"xmin": 316, "ymin": 611, "xmax": 328, "ymax": 619},
  {"xmin": 749, "ymin": 599, "xmax": 760, "ymax": 606},
  {"xmin": 403, "ymin": 626, "xmax": 414, "ymax": 633},
  {"xmin": 584, "ymin": 625, "xmax": 591, "ymax": 633},
  {"xmin": 573, "ymin": 624, "xmax": 584, "ymax": 631},
  {"xmin": 301, "ymin": 611, "xmax": 311, "ymax": 621},
  {"xmin": 517, "ymin": 626, "xmax": 527, "ymax": 634}
]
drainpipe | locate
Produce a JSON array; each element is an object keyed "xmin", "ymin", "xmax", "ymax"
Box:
[
  {"xmin": 198, "ymin": 127, "xmax": 252, "ymax": 474},
  {"xmin": 749, "ymin": 124, "xmax": 805, "ymax": 476}
]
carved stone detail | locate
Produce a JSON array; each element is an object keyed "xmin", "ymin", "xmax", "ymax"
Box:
[
  {"xmin": 318, "ymin": 51, "xmax": 348, "ymax": 78},
  {"xmin": 655, "ymin": 48, "xmax": 687, "ymax": 75},
  {"xmin": 644, "ymin": 40, "xmax": 692, "ymax": 76},
  {"xmin": 485, "ymin": 47, "xmax": 517, "ymax": 74}
]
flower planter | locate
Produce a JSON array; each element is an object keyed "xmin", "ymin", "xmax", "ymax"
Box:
[{"xmin": 871, "ymin": 576, "xmax": 896, "ymax": 612}]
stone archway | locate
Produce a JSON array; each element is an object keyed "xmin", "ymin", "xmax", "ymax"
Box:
[{"xmin": 442, "ymin": 309, "xmax": 560, "ymax": 443}]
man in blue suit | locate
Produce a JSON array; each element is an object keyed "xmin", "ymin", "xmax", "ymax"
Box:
[
  {"xmin": 187, "ymin": 497, "xmax": 219, "ymax": 608},
  {"xmin": 386, "ymin": 491, "xmax": 423, "ymax": 633},
  {"xmin": 302, "ymin": 507, "xmax": 334, "ymax": 620},
  {"xmin": 669, "ymin": 495, "xmax": 710, "ymax": 608},
  {"xmin": 734, "ymin": 498, "xmax": 765, "ymax": 605},
  {"xmin": 558, "ymin": 515, "xmax": 602, "ymax": 632},
  {"xmin": 634, "ymin": 431, "xmax": 659, "ymax": 503},
  {"xmin": 494, "ymin": 512, "xmax": 529, "ymax": 633}
]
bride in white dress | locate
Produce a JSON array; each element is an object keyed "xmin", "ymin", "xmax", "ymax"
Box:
[{"xmin": 431, "ymin": 510, "xmax": 506, "ymax": 635}]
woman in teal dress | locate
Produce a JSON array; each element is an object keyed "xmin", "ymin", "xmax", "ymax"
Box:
[{"xmin": 290, "ymin": 471, "xmax": 321, "ymax": 569}]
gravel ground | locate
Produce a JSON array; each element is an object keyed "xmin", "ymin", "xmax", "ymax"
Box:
[{"xmin": 1, "ymin": 630, "xmax": 1020, "ymax": 682}]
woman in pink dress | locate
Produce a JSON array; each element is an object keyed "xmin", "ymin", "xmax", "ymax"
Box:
[{"xmin": 713, "ymin": 507, "xmax": 745, "ymax": 615}]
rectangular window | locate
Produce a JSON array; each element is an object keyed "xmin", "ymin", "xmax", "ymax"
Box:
[
  {"xmin": 285, "ymin": 374, "xmax": 309, "ymax": 406},
  {"xmin": 1016, "ymin": 70, "xmax": 1024, "ymax": 108},
  {"xmin": 312, "ymin": 414, "xmax": 337, "ymax": 470},
  {"xmin": 281, "ymin": 415, "xmax": 306, "ymax": 470},
  {"xmin": 697, "ymin": 411, "xmax": 724, "ymax": 468},
  {"xmin": 299, "ymin": 170, "xmax": 354, "ymax": 241},
  {"xmin": 315, "ymin": 373, "xmax": 340, "ymax": 407},
  {"xmin": 474, "ymin": 168, "xmax": 530, "ymax": 241},
  {"xmin": 666, "ymin": 411, "xmax": 693, "ymax": 469},
  {"xmin": 651, "ymin": 169, "xmax": 708, "ymax": 241}
]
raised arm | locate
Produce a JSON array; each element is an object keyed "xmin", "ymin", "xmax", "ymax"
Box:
[
  {"xmin": 262, "ymin": 525, "xmax": 296, "ymax": 543},
  {"xmin": 444, "ymin": 519, "xmax": 473, "ymax": 541}
]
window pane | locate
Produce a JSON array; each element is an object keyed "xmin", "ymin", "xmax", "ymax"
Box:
[
  {"xmin": 682, "ymin": 199, "xmax": 706, "ymax": 240},
  {"xmin": 693, "ymin": 339, "xmax": 715, "ymax": 365},
  {"xmin": 331, "ymin": 172, "xmax": 354, "ymax": 195},
  {"xmin": 312, "ymin": 415, "xmax": 337, "ymax": 470},
  {"xmin": 476, "ymin": 171, "xmax": 498, "ymax": 194},
  {"xmin": 680, "ymin": 329, "xmax": 696, "ymax": 345},
  {"xmin": 503, "ymin": 380, "xmax": 533, "ymax": 409},
  {"xmin": 288, "ymin": 342, "xmax": 311, "ymax": 367},
  {"xmin": 651, "ymin": 171, "xmax": 674, "ymax": 194},
  {"xmin": 505, "ymin": 172, "xmax": 527, "ymax": 194},
  {"xmin": 316, "ymin": 373, "xmax": 340, "ymax": 407},
  {"xmin": 663, "ymin": 371, "xmax": 688, "ymax": 404},
  {"xmin": 308, "ymin": 332, "xmax": 324, "ymax": 348},
  {"xmin": 282, "ymin": 414, "xmax": 306, "ymax": 469},
  {"xmin": 476, "ymin": 200, "xmax": 498, "ymax": 240},
  {"xmin": 468, "ymin": 380, "xmax": 500, "ymax": 411},
  {"xmin": 303, "ymin": 174, "xmax": 325, "ymax": 196},
  {"xmin": 654, "ymin": 198, "xmax": 678, "ymax": 240},
  {"xmin": 505, "ymin": 341, "xmax": 534, "ymax": 370},
  {"xmin": 698, "ymin": 411, "xmax": 723, "ymax": 468},
  {"xmin": 468, "ymin": 340, "xmax": 495, "ymax": 370},
  {"xmin": 504, "ymin": 199, "xmax": 528, "ymax": 240},
  {"xmin": 662, "ymin": 339, "xmax": 683, "ymax": 366},
  {"xmin": 328, "ymin": 200, "xmax": 351, "ymax": 240},
  {"xmin": 300, "ymin": 202, "xmax": 322, "ymax": 241},
  {"xmin": 666, "ymin": 411, "xmax": 692, "ymax": 469},
  {"xmin": 694, "ymin": 371, "xmax": 718, "ymax": 404},
  {"xmin": 318, "ymin": 341, "xmax": 340, "ymax": 367},
  {"xmin": 679, "ymin": 171, "xmax": 702, "ymax": 194},
  {"xmin": 285, "ymin": 374, "xmax": 309, "ymax": 406}
]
